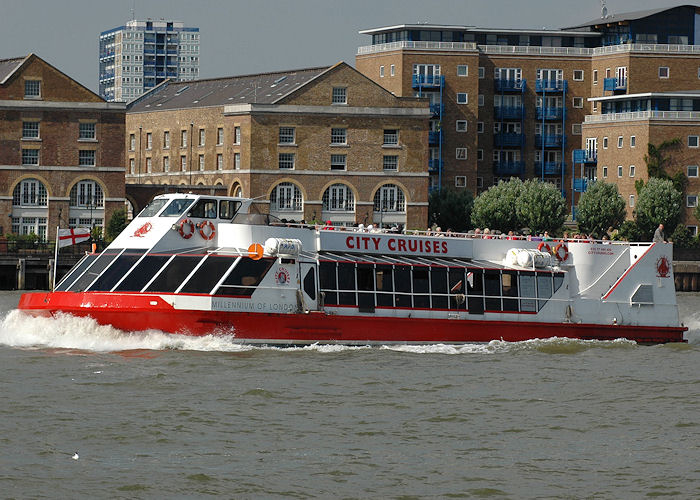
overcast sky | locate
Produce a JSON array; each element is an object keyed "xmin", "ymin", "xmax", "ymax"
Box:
[{"xmin": 0, "ymin": 0, "xmax": 687, "ymax": 93}]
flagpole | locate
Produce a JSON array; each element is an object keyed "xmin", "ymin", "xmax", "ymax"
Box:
[{"xmin": 53, "ymin": 226, "xmax": 59, "ymax": 291}]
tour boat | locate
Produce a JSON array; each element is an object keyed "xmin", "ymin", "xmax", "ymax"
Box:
[{"xmin": 18, "ymin": 193, "xmax": 687, "ymax": 344}]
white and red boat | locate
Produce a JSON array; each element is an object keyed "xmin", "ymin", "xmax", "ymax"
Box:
[{"xmin": 18, "ymin": 193, "xmax": 687, "ymax": 344}]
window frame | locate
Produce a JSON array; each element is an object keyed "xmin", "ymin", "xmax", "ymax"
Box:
[
  {"xmin": 78, "ymin": 149, "xmax": 96, "ymax": 167},
  {"xmin": 687, "ymin": 195, "xmax": 698, "ymax": 208},
  {"xmin": 456, "ymin": 147, "xmax": 468, "ymax": 160},
  {"xmin": 457, "ymin": 65, "xmax": 468, "ymax": 77},
  {"xmin": 79, "ymin": 122, "xmax": 96, "ymax": 141},
  {"xmin": 21, "ymin": 148, "xmax": 39, "ymax": 166},
  {"xmin": 383, "ymin": 129, "xmax": 399, "ymax": 146},
  {"xmin": 456, "ymin": 120, "xmax": 468, "ymax": 132},
  {"xmin": 332, "ymin": 87, "xmax": 347, "ymax": 105},
  {"xmin": 456, "ymin": 92, "xmax": 468, "ymax": 104},
  {"xmin": 278, "ymin": 152, "xmax": 295, "ymax": 170},
  {"xmin": 330, "ymin": 154, "xmax": 346, "ymax": 171},
  {"xmin": 24, "ymin": 79, "xmax": 41, "ymax": 98},
  {"xmin": 573, "ymin": 69, "xmax": 584, "ymax": 81},
  {"xmin": 687, "ymin": 165, "xmax": 699, "ymax": 177},
  {"xmin": 22, "ymin": 121, "xmax": 40, "ymax": 139},
  {"xmin": 331, "ymin": 127, "xmax": 347, "ymax": 145},
  {"xmin": 279, "ymin": 127, "xmax": 296, "ymax": 144},
  {"xmin": 659, "ymin": 66, "xmax": 670, "ymax": 79},
  {"xmin": 688, "ymin": 136, "xmax": 699, "ymax": 148}
]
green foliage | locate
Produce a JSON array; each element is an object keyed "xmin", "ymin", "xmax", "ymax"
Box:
[
  {"xmin": 575, "ymin": 181, "xmax": 626, "ymax": 238},
  {"xmin": 515, "ymin": 179, "xmax": 567, "ymax": 234},
  {"xmin": 105, "ymin": 208, "xmax": 129, "ymax": 242},
  {"xmin": 669, "ymin": 223, "xmax": 698, "ymax": 249},
  {"xmin": 615, "ymin": 220, "xmax": 642, "ymax": 241},
  {"xmin": 643, "ymin": 138, "xmax": 687, "ymax": 193},
  {"xmin": 471, "ymin": 177, "xmax": 524, "ymax": 232},
  {"xmin": 635, "ymin": 177, "xmax": 683, "ymax": 240},
  {"xmin": 428, "ymin": 188, "xmax": 474, "ymax": 232},
  {"xmin": 5, "ymin": 233, "xmax": 39, "ymax": 243}
]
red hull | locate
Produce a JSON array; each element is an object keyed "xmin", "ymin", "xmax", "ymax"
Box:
[{"xmin": 17, "ymin": 291, "xmax": 687, "ymax": 344}]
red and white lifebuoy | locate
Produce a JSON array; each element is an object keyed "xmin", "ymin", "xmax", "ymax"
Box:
[
  {"xmin": 198, "ymin": 220, "xmax": 216, "ymax": 240},
  {"xmin": 537, "ymin": 241, "xmax": 551, "ymax": 254},
  {"xmin": 554, "ymin": 242, "xmax": 569, "ymax": 262},
  {"xmin": 179, "ymin": 218, "xmax": 195, "ymax": 239}
]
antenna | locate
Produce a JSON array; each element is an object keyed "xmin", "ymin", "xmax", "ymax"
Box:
[
  {"xmin": 131, "ymin": 0, "xmax": 135, "ymax": 20},
  {"xmin": 601, "ymin": 0, "xmax": 608, "ymax": 18}
]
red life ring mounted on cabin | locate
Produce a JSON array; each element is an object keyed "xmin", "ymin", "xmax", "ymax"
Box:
[
  {"xmin": 178, "ymin": 218, "xmax": 195, "ymax": 239},
  {"xmin": 537, "ymin": 241, "xmax": 551, "ymax": 254},
  {"xmin": 198, "ymin": 220, "xmax": 216, "ymax": 240},
  {"xmin": 554, "ymin": 242, "xmax": 569, "ymax": 262}
]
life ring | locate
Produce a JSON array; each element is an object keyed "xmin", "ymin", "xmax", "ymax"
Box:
[
  {"xmin": 198, "ymin": 220, "xmax": 216, "ymax": 240},
  {"xmin": 554, "ymin": 242, "xmax": 569, "ymax": 262},
  {"xmin": 537, "ymin": 241, "xmax": 551, "ymax": 254},
  {"xmin": 178, "ymin": 218, "xmax": 195, "ymax": 239}
]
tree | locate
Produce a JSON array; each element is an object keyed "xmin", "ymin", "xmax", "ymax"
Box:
[
  {"xmin": 635, "ymin": 177, "xmax": 683, "ymax": 240},
  {"xmin": 575, "ymin": 181, "xmax": 626, "ymax": 238},
  {"xmin": 515, "ymin": 179, "xmax": 567, "ymax": 234},
  {"xmin": 105, "ymin": 208, "xmax": 129, "ymax": 242},
  {"xmin": 669, "ymin": 223, "xmax": 698, "ymax": 249},
  {"xmin": 428, "ymin": 188, "xmax": 474, "ymax": 232},
  {"xmin": 643, "ymin": 138, "xmax": 686, "ymax": 193},
  {"xmin": 471, "ymin": 177, "xmax": 524, "ymax": 232}
]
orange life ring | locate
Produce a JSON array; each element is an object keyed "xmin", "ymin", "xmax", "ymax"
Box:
[
  {"xmin": 537, "ymin": 241, "xmax": 551, "ymax": 253},
  {"xmin": 554, "ymin": 242, "xmax": 569, "ymax": 261},
  {"xmin": 179, "ymin": 218, "xmax": 195, "ymax": 239},
  {"xmin": 198, "ymin": 220, "xmax": 216, "ymax": 240}
]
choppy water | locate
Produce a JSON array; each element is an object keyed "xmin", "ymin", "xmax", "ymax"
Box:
[{"xmin": 1, "ymin": 291, "xmax": 699, "ymax": 499}]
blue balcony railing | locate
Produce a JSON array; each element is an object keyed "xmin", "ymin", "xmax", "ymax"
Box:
[
  {"xmin": 428, "ymin": 131, "xmax": 442, "ymax": 145},
  {"xmin": 573, "ymin": 178, "xmax": 590, "ymax": 192},
  {"xmin": 535, "ymin": 134, "xmax": 566, "ymax": 148},
  {"xmin": 428, "ymin": 159, "xmax": 443, "ymax": 172},
  {"xmin": 536, "ymin": 107, "xmax": 565, "ymax": 120},
  {"xmin": 573, "ymin": 149, "xmax": 597, "ymax": 164},
  {"xmin": 99, "ymin": 72, "xmax": 115, "ymax": 80},
  {"xmin": 535, "ymin": 161, "xmax": 565, "ymax": 176},
  {"xmin": 494, "ymin": 133, "xmax": 524, "ymax": 147},
  {"xmin": 603, "ymin": 77, "xmax": 627, "ymax": 91},
  {"xmin": 495, "ymin": 78, "xmax": 526, "ymax": 92},
  {"xmin": 494, "ymin": 106, "xmax": 524, "ymax": 119},
  {"xmin": 412, "ymin": 74, "xmax": 445, "ymax": 88},
  {"xmin": 494, "ymin": 160, "xmax": 525, "ymax": 176},
  {"xmin": 535, "ymin": 79, "xmax": 568, "ymax": 92},
  {"xmin": 429, "ymin": 103, "xmax": 444, "ymax": 116}
]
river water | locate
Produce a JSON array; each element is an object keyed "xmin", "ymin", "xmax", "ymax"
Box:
[{"xmin": 0, "ymin": 291, "xmax": 699, "ymax": 499}]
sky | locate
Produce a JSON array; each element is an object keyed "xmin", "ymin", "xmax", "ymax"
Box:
[{"xmin": 0, "ymin": 0, "xmax": 689, "ymax": 93}]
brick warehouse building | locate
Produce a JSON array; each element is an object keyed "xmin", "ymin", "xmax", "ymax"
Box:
[
  {"xmin": 355, "ymin": 5, "xmax": 700, "ymax": 229},
  {"xmin": 126, "ymin": 62, "xmax": 431, "ymax": 228},
  {"xmin": 0, "ymin": 54, "xmax": 126, "ymax": 240}
]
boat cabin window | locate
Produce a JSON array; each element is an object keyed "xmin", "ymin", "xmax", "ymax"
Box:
[
  {"xmin": 55, "ymin": 253, "xmax": 100, "ymax": 291},
  {"xmin": 219, "ymin": 200, "xmax": 242, "ymax": 220},
  {"xmin": 187, "ymin": 199, "xmax": 217, "ymax": 219},
  {"xmin": 87, "ymin": 249, "xmax": 146, "ymax": 291},
  {"xmin": 114, "ymin": 254, "xmax": 172, "ymax": 292},
  {"xmin": 67, "ymin": 248, "xmax": 123, "ymax": 292},
  {"xmin": 145, "ymin": 255, "xmax": 203, "ymax": 293},
  {"xmin": 160, "ymin": 198, "xmax": 195, "ymax": 217},
  {"xmin": 180, "ymin": 254, "xmax": 239, "ymax": 294},
  {"xmin": 215, "ymin": 258, "xmax": 275, "ymax": 297},
  {"xmin": 138, "ymin": 198, "xmax": 169, "ymax": 217}
]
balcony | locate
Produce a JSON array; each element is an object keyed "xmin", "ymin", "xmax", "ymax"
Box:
[
  {"xmin": 428, "ymin": 159, "xmax": 443, "ymax": 172},
  {"xmin": 429, "ymin": 103, "xmax": 444, "ymax": 116},
  {"xmin": 495, "ymin": 78, "xmax": 526, "ymax": 92},
  {"xmin": 573, "ymin": 178, "xmax": 590, "ymax": 192},
  {"xmin": 573, "ymin": 149, "xmax": 597, "ymax": 164},
  {"xmin": 603, "ymin": 77, "xmax": 627, "ymax": 91},
  {"xmin": 494, "ymin": 133, "xmax": 524, "ymax": 147},
  {"xmin": 535, "ymin": 79, "xmax": 568, "ymax": 93},
  {"xmin": 535, "ymin": 134, "xmax": 566, "ymax": 148},
  {"xmin": 166, "ymin": 71, "xmax": 178, "ymax": 78},
  {"xmin": 494, "ymin": 160, "xmax": 525, "ymax": 176},
  {"xmin": 536, "ymin": 107, "xmax": 565, "ymax": 120},
  {"xmin": 412, "ymin": 74, "xmax": 445, "ymax": 88},
  {"xmin": 494, "ymin": 106, "xmax": 524, "ymax": 119},
  {"xmin": 535, "ymin": 161, "xmax": 565, "ymax": 176},
  {"xmin": 428, "ymin": 131, "xmax": 442, "ymax": 145},
  {"xmin": 144, "ymin": 48, "xmax": 156, "ymax": 55},
  {"xmin": 99, "ymin": 72, "xmax": 115, "ymax": 80},
  {"xmin": 144, "ymin": 70, "xmax": 156, "ymax": 77}
]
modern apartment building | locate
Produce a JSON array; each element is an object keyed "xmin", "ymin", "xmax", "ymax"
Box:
[
  {"xmin": 99, "ymin": 19, "xmax": 200, "ymax": 102},
  {"xmin": 0, "ymin": 54, "xmax": 126, "ymax": 240},
  {"xmin": 355, "ymin": 5, "xmax": 700, "ymax": 229},
  {"xmin": 125, "ymin": 62, "xmax": 430, "ymax": 228}
]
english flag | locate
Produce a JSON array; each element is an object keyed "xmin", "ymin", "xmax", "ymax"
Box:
[{"xmin": 58, "ymin": 227, "xmax": 91, "ymax": 248}]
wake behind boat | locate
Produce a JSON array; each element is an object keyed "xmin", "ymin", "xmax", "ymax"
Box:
[{"xmin": 18, "ymin": 193, "xmax": 687, "ymax": 344}]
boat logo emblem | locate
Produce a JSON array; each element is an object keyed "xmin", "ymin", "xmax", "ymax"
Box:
[
  {"xmin": 275, "ymin": 267, "xmax": 290, "ymax": 286},
  {"xmin": 656, "ymin": 256, "xmax": 670, "ymax": 278},
  {"xmin": 133, "ymin": 222, "xmax": 152, "ymax": 237}
]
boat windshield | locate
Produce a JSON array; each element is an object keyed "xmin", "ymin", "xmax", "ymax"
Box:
[
  {"xmin": 137, "ymin": 198, "xmax": 168, "ymax": 218},
  {"xmin": 159, "ymin": 198, "xmax": 195, "ymax": 217}
]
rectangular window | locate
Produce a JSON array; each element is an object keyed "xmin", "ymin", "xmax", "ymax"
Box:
[
  {"xmin": 602, "ymin": 166, "xmax": 608, "ymax": 178},
  {"xmin": 331, "ymin": 128, "xmax": 347, "ymax": 145},
  {"xmin": 331, "ymin": 154, "xmax": 346, "ymax": 171},
  {"xmin": 456, "ymin": 120, "xmax": 467, "ymax": 132},
  {"xmin": 630, "ymin": 195, "xmax": 635, "ymax": 207},
  {"xmin": 603, "ymin": 137, "xmax": 608, "ymax": 149},
  {"xmin": 216, "ymin": 153, "xmax": 223, "ymax": 170},
  {"xmin": 573, "ymin": 69, "xmax": 584, "ymax": 81},
  {"xmin": 332, "ymin": 87, "xmax": 347, "ymax": 104},
  {"xmin": 79, "ymin": 150, "xmax": 95, "ymax": 166},
  {"xmin": 234, "ymin": 152, "xmax": 240, "ymax": 169},
  {"xmin": 593, "ymin": 69, "xmax": 598, "ymax": 84},
  {"xmin": 380, "ymin": 65, "xmax": 385, "ymax": 77},
  {"xmin": 129, "ymin": 134, "xmax": 135, "ymax": 151},
  {"xmin": 146, "ymin": 157, "xmax": 152, "ymax": 173},
  {"xmin": 279, "ymin": 127, "xmax": 296, "ymax": 144},
  {"xmin": 478, "ymin": 67, "xmax": 485, "ymax": 79},
  {"xmin": 573, "ymin": 97, "xmax": 583, "ymax": 108},
  {"xmin": 688, "ymin": 165, "xmax": 699, "ymax": 177},
  {"xmin": 476, "ymin": 177, "xmax": 483, "ymax": 188},
  {"xmin": 688, "ymin": 225, "xmax": 698, "ymax": 236},
  {"xmin": 457, "ymin": 65, "xmax": 468, "ymax": 76},
  {"xmin": 163, "ymin": 156, "xmax": 169, "ymax": 172},
  {"xmin": 390, "ymin": 64, "xmax": 395, "ymax": 76},
  {"xmin": 457, "ymin": 93, "xmax": 468, "ymax": 104},
  {"xmin": 198, "ymin": 154, "xmax": 205, "ymax": 171},
  {"xmin": 629, "ymin": 165, "xmax": 635, "ymax": 177},
  {"xmin": 383, "ymin": 155, "xmax": 398, "ymax": 170},
  {"xmin": 617, "ymin": 136, "xmax": 623, "ymax": 148},
  {"xmin": 593, "ymin": 102, "xmax": 598, "ymax": 112},
  {"xmin": 22, "ymin": 149, "xmax": 39, "ymax": 165},
  {"xmin": 79, "ymin": 122, "xmax": 96, "ymax": 140},
  {"xmin": 572, "ymin": 124, "xmax": 582, "ymax": 135},
  {"xmin": 163, "ymin": 130, "xmax": 170, "ymax": 149},
  {"xmin": 689, "ymin": 136, "xmax": 699, "ymax": 148},
  {"xmin": 217, "ymin": 127, "xmax": 224, "ymax": 145},
  {"xmin": 146, "ymin": 132, "xmax": 152, "ymax": 149},
  {"xmin": 129, "ymin": 158, "xmax": 135, "ymax": 174},
  {"xmin": 234, "ymin": 126, "xmax": 241, "ymax": 144},
  {"xmin": 687, "ymin": 195, "xmax": 698, "ymax": 207},
  {"xmin": 181, "ymin": 155, "xmax": 187, "ymax": 172},
  {"xmin": 199, "ymin": 129, "xmax": 205, "ymax": 146},
  {"xmin": 477, "ymin": 149, "xmax": 484, "ymax": 161},
  {"xmin": 24, "ymin": 80, "xmax": 40, "ymax": 98},
  {"xmin": 22, "ymin": 121, "xmax": 39, "ymax": 139},
  {"xmin": 279, "ymin": 153, "xmax": 295, "ymax": 169},
  {"xmin": 477, "ymin": 121, "xmax": 484, "ymax": 133},
  {"xmin": 383, "ymin": 129, "xmax": 398, "ymax": 145},
  {"xmin": 455, "ymin": 176, "xmax": 466, "ymax": 187},
  {"xmin": 181, "ymin": 130, "xmax": 187, "ymax": 147},
  {"xmin": 659, "ymin": 66, "xmax": 670, "ymax": 79},
  {"xmin": 478, "ymin": 94, "xmax": 484, "ymax": 106},
  {"xmin": 618, "ymin": 165, "xmax": 623, "ymax": 177},
  {"xmin": 456, "ymin": 147, "xmax": 467, "ymax": 160}
]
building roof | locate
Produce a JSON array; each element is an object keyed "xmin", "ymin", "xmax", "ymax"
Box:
[
  {"xmin": 588, "ymin": 90, "xmax": 700, "ymax": 102},
  {"xmin": 0, "ymin": 56, "xmax": 29, "ymax": 85},
  {"xmin": 358, "ymin": 24, "xmax": 600, "ymax": 37},
  {"xmin": 128, "ymin": 64, "xmax": 334, "ymax": 112},
  {"xmin": 563, "ymin": 4, "xmax": 699, "ymax": 29}
]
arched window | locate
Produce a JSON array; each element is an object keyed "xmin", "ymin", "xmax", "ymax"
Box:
[
  {"xmin": 70, "ymin": 181, "xmax": 104, "ymax": 207},
  {"xmin": 232, "ymin": 184, "xmax": 243, "ymax": 197},
  {"xmin": 322, "ymin": 184, "xmax": 355, "ymax": 212},
  {"xmin": 13, "ymin": 178, "xmax": 47, "ymax": 206},
  {"xmin": 270, "ymin": 182, "xmax": 302, "ymax": 211},
  {"xmin": 373, "ymin": 184, "xmax": 406, "ymax": 212}
]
